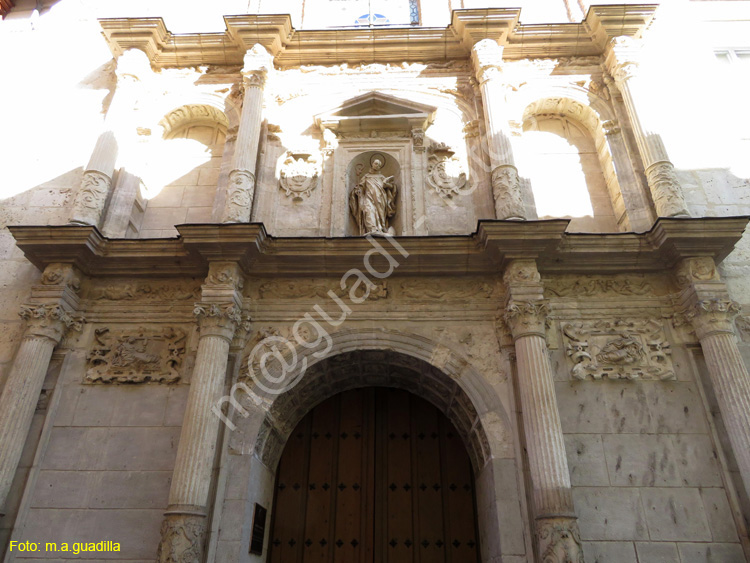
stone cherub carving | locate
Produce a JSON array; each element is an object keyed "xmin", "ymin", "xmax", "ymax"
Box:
[{"xmin": 349, "ymin": 154, "xmax": 397, "ymax": 235}]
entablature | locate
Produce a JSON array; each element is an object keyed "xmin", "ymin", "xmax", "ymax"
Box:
[
  {"xmin": 9, "ymin": 217, "xmax": 748, "ymax": 280},
  {"xmin": 99, "ymin": 5, "xmax": 657, "ymax": 69}
]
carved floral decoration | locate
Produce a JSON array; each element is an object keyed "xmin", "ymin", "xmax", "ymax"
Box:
[
  {"xmin": 85, "ymin": 326, "xmax": 187, "ymax": 384},
  {"xmin": 561, "ymin": 319, "xmax": 675, "ymax": 381}
]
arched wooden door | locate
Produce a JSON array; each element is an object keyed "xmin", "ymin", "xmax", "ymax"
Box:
[{"xmin": 268, "ymin": 387, "xmax": 481, "ymax": 562}]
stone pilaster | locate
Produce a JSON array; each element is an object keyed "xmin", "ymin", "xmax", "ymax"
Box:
[
  {"xmin": 221, "ymin": 44, "xmax": 272, "ymax": 223},
  {"xmin": 471, "ymin": 39, "xmax": 526, "ymax": 221},
  {"xmin": 0, "ymin": 264, "xmax": 83, "ymax": 516},
  {"xmin": 158, "ymin": 262, "xmax": 245, "ymax": 563},
  {"xmin": 69, "ymin": 48, "xmax": 151, "ymax": 227},
  {"xmin": 605, "ymin": 37, "xmax": 689, "ymax": 218},
  {"xmin": 677, "ymin": 257, "xmax": 750, "ymax": 501},
  {"xmin": 503, "ymin": 260, "xmax": 583, "ymax": 562}
]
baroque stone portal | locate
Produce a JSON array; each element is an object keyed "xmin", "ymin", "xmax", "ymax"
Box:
[{"xmin": 349, "ymin": 153, "xmax": 397, "ymax": 235}]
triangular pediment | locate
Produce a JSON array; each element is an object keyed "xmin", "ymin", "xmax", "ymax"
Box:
[{"xmin": 315, "ymin": 92, "xmax": 437, "ymax": 133}]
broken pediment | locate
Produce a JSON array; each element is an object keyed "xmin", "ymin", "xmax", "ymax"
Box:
[{"xmin": 315, "ymin": 91, "xmax": 436, "ymax": 134}]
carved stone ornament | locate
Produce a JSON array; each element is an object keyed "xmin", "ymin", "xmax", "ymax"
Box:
[
  {"xmin": 41, "ymin": 264, "xmax": 81, "ymax": 290},
  {"xmin": 674, "ymin": 257, "xmax": 718, "ymax": 289},
  {"xmin": 561, "ymin": 319, "xmax": 675, "ymax": 381},
  {"xmin": 411, "ymin": 128, "xmax": 425, "ymax": 151},
  {"xmin": 157, "ymin": 513, "xmax": 207, "ymax": 563},
  {"xmin": 426, "ymin": 143, "xmax": 469, "ymax": 199},
  {"xmin": 736, "ymin": 315, "xmax": 750, "ymax": 343},
  {"xmin": 206, "ymin": 263, "xmax": 244, "ymax": 290},
  {"xmin": 69, "ymin": 170, "xmax": 111, "ymax": 226},
  {"xmin": 504, "ymin": 301, "xmax": 549, "ymax": 339},
  {"xmin": 20, "ymin": 304, "xmax": 84, "ymax": 342},
  {"xmin": 646, "ymin": 162, "xmax": 689, "ymax": 218},
  {"xmin": 89, "ymin": 281, "xmax": 200, "ymax": 301},
  {"xmin": 279, "ymin": 152, "xmax": 320, "ymax": 200},
  {"xmin": 396, "ymin": 279, "xmax": 496, "ymax": 300},
  {"xmin": 222, "ymin": 169, "xmax": 255, "ymax": 223},
  {"xmin": 193, "ymin": 303, "xmax": 243, "ymax": 326},
  {"xmin": 545, "ymin": 275, "xmax": 658, "ymax": 297},
  {"xmin": 537, "ymin": 518, "xmax": 584, "ymax": 563},
  {"xmin": 503, "ymin": 260, "xmax": 540, "ymax": 285},
  {"xmin": 85, "ymin": 326, "xmax": 186, "ymax": 384},
  {"xmin": 471, "ymin": 38, "xmax": 504, "ymax": 84},
  {"xmin": 259, "ymin": 279, "xmax": 387, "ymax": 301},
  {"xmin": 491, "ymin": 165, "xmax": 525, "ymax": 220},
  {"xmin": 685, "ymin": 299, "xmax": 741, "ymax": 340}
]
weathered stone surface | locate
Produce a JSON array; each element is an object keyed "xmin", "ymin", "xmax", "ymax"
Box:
[
  {"xmin": 572, "ymin": 488, "xmax": 649, "ymax": 541},
  {"xmin": 582, "ymin": 541, "xmax": 637, "ymax": 562},
  {"xmin": 641, "ymin": 488, "xmax": 712, "ymax": 541},
  {"xmin": 565, "ymin": 434, "xmax": 610, "ymax": 487},
  {"xmin": 634, "ymin": 542, "xmax": 680, "ymax": 562},
  {"xmin": 676, "ymin": 542, "xmax": 746, "ymax": 563}
]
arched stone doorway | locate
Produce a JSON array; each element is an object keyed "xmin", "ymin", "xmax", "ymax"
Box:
[
  {"xmin": 267, "ymin": 386, "xmax": 481, "ymax": 562},
  {"xmin": 218, "ymin": 331, "xmax": 528, "ymax": 562}
]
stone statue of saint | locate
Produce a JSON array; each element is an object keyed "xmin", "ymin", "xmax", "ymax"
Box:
[{"xmin": 349, "ymin": 154, "xmax": 397, "ymax": 235}]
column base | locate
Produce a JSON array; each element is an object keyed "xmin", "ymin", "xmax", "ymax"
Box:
[
  {"xmin": 536, "ymin": 516, "xmax": 584, "ymax": 563},
  {"xmin": 157, "ymin": 510, "xmax": 207, "ymax": 563}
]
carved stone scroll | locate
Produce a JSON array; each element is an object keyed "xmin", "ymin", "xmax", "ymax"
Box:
[
  {"xmin": 85, "ymin": 326, "xmax": 187, "ymax": 383},
  {"xmin": 561, "ymin": 319, "xmax": 675, "ymax": 381}
]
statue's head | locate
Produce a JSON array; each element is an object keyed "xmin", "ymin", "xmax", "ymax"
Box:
[{"xmin": 370, "ymin": 154, "xmax": 385, "ymax": 171}]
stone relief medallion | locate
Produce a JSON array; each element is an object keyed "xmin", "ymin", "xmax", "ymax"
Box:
[
  {"xmin": 426, "ymin": 143, "xmax": 469, "ymax": 199},
  {"xmin": 561, "ymin": 319, "xmax": 675, "ymax": 381},
  {"xmin": 279, "ymin": 151, "xmax": 320, "ymax": 200},
  {"xmin": 85, "ymin": 326, "xmax": 187, "ymax": 383}
]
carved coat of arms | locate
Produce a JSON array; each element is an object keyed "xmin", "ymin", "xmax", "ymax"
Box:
[
  {"xmin": 279, "ymin": 152, "xmax": 320, "ymax": 199},
  {"xmin": 561, "ymin": 319, "xmax": 675, "ymax": 381}
]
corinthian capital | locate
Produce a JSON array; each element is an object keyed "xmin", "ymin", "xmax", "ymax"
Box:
[
  {"xmin": 193, "ymin": 302, "xmax": 242, "ymax": 341},
  {"xmin": 242, "ymin": 43, "xmax": 273, "ymax": 88},
  {"xmin": 605, "ymin": 36, "xmax": 641, "ymax": 86},
  {"xmin": 471, "ymin": 39, "xmax": 504, "ymax": 84},
  {"xmin": 504, "ymin": 300, "xmax": 549, "ymax": 340},
  {"xmin": 686, "ymin": 299, "xmax": 741, "ymax": 340},
  {"xmin": 19, "ymin": 304, "xmax": 84, "ymax": 344}
]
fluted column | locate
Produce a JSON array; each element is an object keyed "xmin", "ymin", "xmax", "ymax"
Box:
[
  {"xmin": 471, "ymin": 39, "xmax": 526, "ymax": 221},
  {"xmin": 677, "ymin": 257, "xmax": 750, "ymax": 500},
  {"xmin": 69, "ymin": 49, "xmax": 151, "ymax": 227},
  {"xmin": 221, "ymin": 44, "xmax": 272, "ymax": 223},
  {"xmin": 158, "ymin": 263, "xmax": 246, "ymax": 563},
  {"xmin": 0, "ymin": 264, "xmax": 83, "ymax": 516},
  {"xmin": 503, "ymin": 260, "xmax": 584, "ymax": 562},
  {"xmin": 605, "ymin": 37, "xmax": 689, "ymax": 218}
]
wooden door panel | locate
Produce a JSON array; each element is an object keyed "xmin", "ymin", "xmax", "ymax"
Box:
[{"xmin": 268, "ymin": 387, "xmax": 481, "ymax": 563}]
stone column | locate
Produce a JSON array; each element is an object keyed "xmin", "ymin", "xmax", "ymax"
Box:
[
  {"xmin": 605, "ymin": 37, "xmax": 690, "ymax": 218},
  {"xmin": 221, "ymin": 44, "xmax": 273, "ymax": 223},
  {"xmin": 503, "ymin": 260, "xmax": 584, "ymax": 562},
  {"xmin": 471, "ymin": 39, "xmax": 526, "ymax": 221},
  {"xmin": 0, "ymin": 264, "xmax": 83, "ymax": 516},
  {"xmin": 677, "ymin": 257, "xmax": 750, "ymax": 500},
  {"xmin": 158, "ymin": 263, "xmax": 245, "ymax": 563},
  {"xmin": 69, "ymin": 48, "xmax": 151, "ymax": 228}
]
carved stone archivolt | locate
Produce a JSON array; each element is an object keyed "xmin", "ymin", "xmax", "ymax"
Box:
[
  {"xmin": 561, "ymin": 319, "xmax": 675, "ymax": 381},
  {"xmin": 279, "ymin": 151, "xmax": 320, "ymax": 200},
  {"xmin": 85, "ymin": 326, "xmax": 187, "ymax": 384},
  {"xmin": 426, "ymin": 143, "xmax": 469, "ymax": 199}
]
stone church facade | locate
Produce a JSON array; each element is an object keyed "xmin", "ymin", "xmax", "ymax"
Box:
[{"xmin": 1, "ymin": 1, "xmax": 750, "ymax": 562}]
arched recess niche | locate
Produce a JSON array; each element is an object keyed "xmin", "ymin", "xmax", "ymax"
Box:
[
  {"xmin": 137, "ymin": 104, "xmax": 229, "ymax": 237},
  {"xmin": 218, "ymin": 329, "xmax": 526, "ymax": 562},
  {"xmin": 509, "ymin": 87, "xmax": 644, "ymax": 232},
  {"xmin": 520, "ymin": 97, "xmax": 623, "ymax": 232},
  {"xmin": 345, "ymin": 151, "xmax": 402, "ymax": 236}
]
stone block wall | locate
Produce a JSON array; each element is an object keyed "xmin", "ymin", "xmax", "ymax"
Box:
[{"xmin": 554, "ymin": 348, "xmax": 747, "ymax": 562}]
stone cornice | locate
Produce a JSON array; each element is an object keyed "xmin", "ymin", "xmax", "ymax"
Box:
[
  {"xmin": 98, "ymin": 5, "xmax": 657, "ymax": 69},
  {"xmin": 8, "ymin": 217, "xmax": 749, "ymax": 279}
]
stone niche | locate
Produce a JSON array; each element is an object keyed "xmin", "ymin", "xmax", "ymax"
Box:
[{"xmin": 315, "ymin": 91, "xmax": 437, "ymax": 236}]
